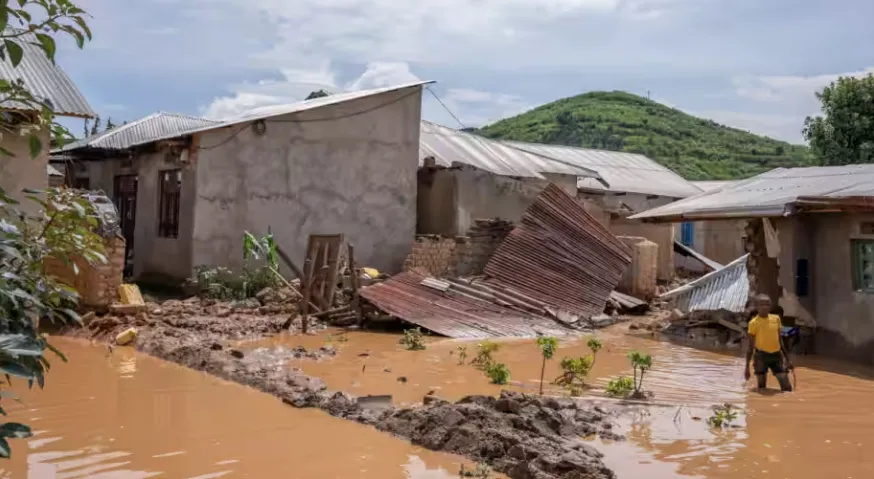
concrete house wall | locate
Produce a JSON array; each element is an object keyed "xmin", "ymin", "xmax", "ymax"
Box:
[
  {"xmin": 191, "ymin": 86, "xmax": 423, "ymax": 275},
  {"xmin": 416, "ymin": 166, "xmax": 577, "ymax": 236},
  {"xmin": 675, "ymin": 219, "xmax": 747, "ymax": 271},
  {"xmin": 775, "ymin": 213, "xmax": 874, "ymax": 363},
  {"xmin": 0, "ymin": 128, "xmax": 50, "ymax": 214},
  {"xmin": 579, "ymin": 192, "xmax": 676, "ymax": 282}
]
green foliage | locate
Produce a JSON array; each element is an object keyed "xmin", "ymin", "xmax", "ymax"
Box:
[
  {"xmin": 536, "ymin": 336, "xmax": 559, "ymax": 360},
  {"xmin": 478, "ymin": 91, "xmax": 812, "ymax": 180},
  {"xmin": 471, "ymin": 341, "xmax": 501, "ymax": 368},
  {"xmin": 707, "ymin": 403, "xmax": 738, "ymax": 428},
  {"xmin": 305, "ymin": 89, "xmax": 330, "ymax": 100},
  {"xmin": 536, "ymin": 336, "xmax": 558, "ymax": 394},
  {"xmin": 803, "ymin": 73, "xmax": 874, "ymax": 166},
  {"xmin": 399, "ymin": 328, "xmax": 426, "ymax": 351},
  {"xmin": 191, "ymin": 230, "xmax": 280, "ymax": 300},
  {"xmin": 605, "ymin": 376, "xmax": 634, "ymax": 398},
  {"xmin": 456, "ymin": 345, "xmax": 468, "ymax": 365},
  {"xmin": 554, "ymin": 337, "xmax": 601, "ymax": 394},
  {"xmin": 1, "ymin": 187, "xmax": 105, "ymax": 457},
  {"xmin": 459, "ymin": 462, "xmax": 494, "ymax": 478},
  {"xmin": 485, "ymin": 362, "xmax": 510, "ymax": 385},
  {"xmin": 0, "ymin": 0, "xmax": 92, "ymax": 159},
  {"xmin": 628, "ymin": 350, "xmax": 653, "ymax": 397}
]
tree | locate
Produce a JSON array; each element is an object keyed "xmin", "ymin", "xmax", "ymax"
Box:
[
  {"xmin": 305, "ymin": 89, "xmax": 330, "ymax": 100},
  {"xmin": 0, "ymin": 0, "xmax": 95, "ymax": 458},
  {"xmin": 803, "ymin": 74, "xmax": 874, "ymax": 166},
  {"xmin": 89, "ymin": 115, "xmax": 100, "ymax": 135},
  {"xmin": 0, "ymin": 0, "xmax": 93, "ymax": 158},
  {"xmin": 535, "ymin": 336, "xmax": 558, "ymax": 395}
]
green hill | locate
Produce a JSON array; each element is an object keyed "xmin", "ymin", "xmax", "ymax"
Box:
[{"xmin": 477, "ymin": 91, "xmax": 812, "ymax": 180}]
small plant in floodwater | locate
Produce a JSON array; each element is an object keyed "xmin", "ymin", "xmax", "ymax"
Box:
[
  {"xmin": 457, "ymin": 345, "xmax": 468, "ymax": 365},
  {"xmin": 536, "ymin": 336, "xmax": 559, "ymax": 395},
  {"xmin": 471, "ymin": 341, "xmax": 501, "ymax": 368},
  {"xmin": 605, "ymin": 376, "xmax": 635, "ymax": 398},
  {"xmin": 555, "ymin": 356, "xmax": 594, "ymax": 389},
  {"xmin": 399, "ymin": 328, "xmax": 426, "ymax": 351},
  {"xmin": 485, "ymin": 362, "xmax": 511, "ymax": 385},
  {"xmin": 459, "ymin": 462, "xmax": 494, "ymax": 478},
  {"xmin": 707, "ymin": 403, "xmax": 738, "ymax": 428},
  {"xmin": 628, "ymin": 350, "xmax": 653, "ymax": 399},
  {"xmin": 554, "ymin": 337, "xmax": 601, "ymax": 394}
]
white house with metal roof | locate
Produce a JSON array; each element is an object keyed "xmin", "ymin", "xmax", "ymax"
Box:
[
  {"xmin": 0, "ymin": 33, "xmax": 95, "ymax": 210},
  {"xmin": 57, "ymin": 81, "xmax": 428, "ymax": 280},
  {"xmin": 417, "ymin": 121, "xmax": 606, "ymax": 236},
  {"xmin": 632, "ymin": 165, "xmax": 874, "ymax": 364}
]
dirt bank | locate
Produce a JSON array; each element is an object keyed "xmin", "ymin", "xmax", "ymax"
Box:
[{"xmin": 67, "ymin": 296, "xmax": 623, "ymax": 479}]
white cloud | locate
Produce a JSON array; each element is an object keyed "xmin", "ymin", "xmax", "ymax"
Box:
[
  {"xmin": 719, "ymin": 67, "xmax": 874, "ymax": 142},
  {"xmin": 201, "ymin": 61, "xmax": 530, "ymax": 128}
]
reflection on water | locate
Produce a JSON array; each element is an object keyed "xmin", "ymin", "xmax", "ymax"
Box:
[
  {"xmin": 0, "ymin": 338, "xmax": 476, "ymax": 478},
  {"xmin": 259, "ymin": 327, "xmax": 874, "ymax": 479}
]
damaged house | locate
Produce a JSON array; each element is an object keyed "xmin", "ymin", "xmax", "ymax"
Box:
[
  {"xmin": 52, "ymin": 81, "xmax": 429, "ymax": 281},
  {"xmin": 0, "ymin": 36, "xmax": 95, "ymax": 210},
  {"xmin": 632, "ymin": 165, "xmax": 874, "ymax": 364},
  {"xmin": 501, "ymin": 141, "xmax": 704, "ymax": 282}
]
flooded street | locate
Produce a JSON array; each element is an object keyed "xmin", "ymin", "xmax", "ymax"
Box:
[
  {"xmin": 0, "ymin": 338, "xmax": 477, "ymax": 479},
  {"xmin": 260, "ymin": 327, "xmax": 874, "ymax": 479},
  {"xmin": 3, "ymin": 329, "xmax": 873, "ymax": 478}
]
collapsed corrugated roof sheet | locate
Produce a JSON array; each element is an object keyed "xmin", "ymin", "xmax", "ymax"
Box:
[
  {"xmin": 673, "ymin": 240, "xmax": 724, "ymax": 271},
  {"xmin": 55, "ymin": 112, "xmax": 220, "ymax": 153},
  {"xmin": 503, "ymin": 141, "xmax": 702, "ymax": 198},
  {"xmin": 0, "ymin": 30, "xmax": 95, "ymax": 118},
  {"xmin": 484, "ymin": 183, "xmax": 632, "ymax": 320},
  {"xmin": 420, "ymin": 121, "xmax": 603, "ymax": 181},
  {"xmin": 659, "ymin": 254, "xmax": 750, "ymax": 313},
  {"xmin": 631, "ymin": 165, "xmax": 874, "ymax": 221},
  {"xmin": 46, "ymin": 164, "xmax": 63, "ymax": 177},
  {"xmin": 359, "ymin": 271, "xmax": 574, "ymax": 338}
]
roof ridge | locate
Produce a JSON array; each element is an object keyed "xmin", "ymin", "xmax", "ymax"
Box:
[{"xmin": 154, "ymin": 111, "xmax": 221, "ymax": 122}]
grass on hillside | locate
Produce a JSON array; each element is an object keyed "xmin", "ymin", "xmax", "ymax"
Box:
[{"xmin": 477, "ymin": 91, "xmax": 812, "ymax": 180}]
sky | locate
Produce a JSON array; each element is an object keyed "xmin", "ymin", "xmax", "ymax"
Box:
[{"xmin": 56, "ymin": 0, "xmax": 874, "ymax": 144}]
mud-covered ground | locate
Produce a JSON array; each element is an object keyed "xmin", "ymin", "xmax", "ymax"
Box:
[{"xmin": 67, "ymin": 293, "xmax": 624, "ymax": 479}]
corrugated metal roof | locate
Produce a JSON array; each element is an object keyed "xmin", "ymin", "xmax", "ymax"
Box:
[
  {"xmin": 631, "ymin": 165, "xmax": 874, "ymax": 221},
  {"xmin": 659, "ymin": 254, "xmax": 749, "ymax": 313},
  {"xmin": 420, "ymin": 121, "xmax": 602, "ymax": 180},
  {"xmin": 118, "ymin": 81, "xmax": 434, "ymax": 150},
  {"xmin": 0, "ymin": 31, "xmax": 94, "ymax": 118},
  {"xmin": 46, "ymin": 164, "xmax": 63, "ymax": 177},
  {"xmin": 690, "ymin": 180, "xmax": 741, "ymax": 192},
  {"xmin": 359, "ymin": 271, "xmax": 574, "ymax": 338},
  {"xmin": 484, "ymin": 183, "xmax": 632, "ymax": 320},
  {"xmin": 673, "ymin": 240, "xmax": 724, "ymax": 271},
  {"xmin": 503, "ymin": 141, "xmax": 702, "ymax": 198},
  {"xmin": 55, "ymin": 112, "xmax": 220, "ymax": 152}
]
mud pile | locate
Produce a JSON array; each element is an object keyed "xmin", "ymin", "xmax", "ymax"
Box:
[
  {"xmin": 74, "ymin": 288, "xmax": 318, "ymax": 344},
  {"xmin": 73, "ymin": 318, "xmax": 621, "ymax": 479},
  {"xmin": 147, "ymin": 337, "xmax": 619, "ymax": 479}
]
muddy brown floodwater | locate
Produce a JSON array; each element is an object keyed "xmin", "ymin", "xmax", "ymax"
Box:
[
  {"xmin": 0, "ymin": 338, "xmax": 489, "ymax": 479},
  {"xmin": 256, "ymin": 327, "xmax": 874, "ymax": 479}
]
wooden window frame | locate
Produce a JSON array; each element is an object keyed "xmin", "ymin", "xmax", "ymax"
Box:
[
  {"xmin": 158, "ymin": 169, "xmax": 181, "ymax": 239},
  {"xmin": 851, "ymin": 239, "xmax": 874, "ymax": 293}
]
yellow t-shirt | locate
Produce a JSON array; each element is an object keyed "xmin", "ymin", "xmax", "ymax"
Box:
[{"xmin": 748, "ymin": 314, "xmax": 782, "ymax": 353}]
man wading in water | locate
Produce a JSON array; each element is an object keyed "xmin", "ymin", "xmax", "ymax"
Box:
[{"xmin": 745, "ymin": 294, "xmax": 794, "ymax": 392}]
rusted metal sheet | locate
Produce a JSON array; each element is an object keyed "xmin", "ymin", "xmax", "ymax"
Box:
[
  {"xmin": 359, "ymin": 271, "xmax": 574, "ymax": 339},
  {"xmin": 483, "ymin": 183, "xmax": 632, "ymax": 319}
]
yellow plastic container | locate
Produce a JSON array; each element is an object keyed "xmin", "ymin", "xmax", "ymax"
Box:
[
  {"xmin": 362, "ymin": 267, "xmax": 380, "ymax": 279},
  {"xmin": 118, "ymin": 284, "xmax": 144, "ymax": 306},
  {"xmin": 115, "ymin": 327, "xmax": 138, "ymax": 346}
]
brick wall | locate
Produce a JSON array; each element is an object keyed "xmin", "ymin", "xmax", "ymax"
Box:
[
  {"xmin": 403, "ymin": 219, "xmax": 514, "ymax": 277},
  {"xmin": 45, "ymin": 234, "xmax": 125, "ymax": 309}
]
